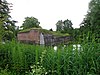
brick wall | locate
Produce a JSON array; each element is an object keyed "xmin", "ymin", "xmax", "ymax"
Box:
[
  {"xmin": 17, "ymin": 32, "xmax": 30, "ymax": 41},
  {"xmin": 17, "ymin": 29, "xmax": 71, "ymax": 45},
  {"xmin": 17, "ymin": 30, "xmax": 40, "ymax": 44}
]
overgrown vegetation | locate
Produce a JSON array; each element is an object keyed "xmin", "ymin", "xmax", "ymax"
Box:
[
  {"xmin": 19, "ymin": 28, "xmax": 69, "ymax": 37},
  {"xmin": 0, "ymin": 0, "xmax": 18, "ymax": 41},
  {"xmin": 0, "ymin": 0, "xmax": 100, "ymax": 75},
  {"xmin": 0, "ymin": 36, "xmax": 100, "ymax": 75}
]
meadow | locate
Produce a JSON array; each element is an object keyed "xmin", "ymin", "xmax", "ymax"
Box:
[{"xmin": 0, "ymin": 38, "xmax": 100, "ymax": 75}]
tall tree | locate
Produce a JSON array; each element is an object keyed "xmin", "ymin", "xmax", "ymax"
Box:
[
  {"xmin": 0, "ymin": 0, "xmax": 16, "ymax": 41},
  {"xmin": 80, "ymin": 0, "xmax": 100, "ymax": 37},
  {"xmin": 63, "ymin": 19, "xmax": 73, "ymax": 29},
  {"xmin": 56, "ymin": 20, "xmax": 64, "ymax": 31},
  {"xmin": 21, "ymin": 17, "xmax": 41, "ymax": 29},
  {"xmin": 63, "ymin": 19, "xmax": 73, "ymax": 34},
  {"xmin": 56, "ymin": 19, "xmax": 73, "ymax": 34}
]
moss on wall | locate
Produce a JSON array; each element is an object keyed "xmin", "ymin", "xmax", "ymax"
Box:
[{"xmin": 19, "ymin": 28, "xmax": 69, "ymax": 37}]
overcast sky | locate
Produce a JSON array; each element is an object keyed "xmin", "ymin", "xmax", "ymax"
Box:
[{"xmin": 7, "ymin": 0, "xmax": 91, "ymax": 30}]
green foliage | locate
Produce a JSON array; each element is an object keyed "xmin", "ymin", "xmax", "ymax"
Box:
[
  {"xmin": 71, "ymin": 28, "xmax": 80, "ymax": 42},
  {"xmin": 0, "ymin": 41, "xmax": 45, "ymax": 74},
  {"xmin": 19, "ymin": 28, "xmax": 69, "ymax": 37},
  {"xmin": 0, "ymin": 36, "xmax": 100, "ymax": 75},
  {"xmin": 0, "ymin": 0, "xmax": 17, "ymax": 41},
  {"xmin": 80, "ymin": 0, "xmax": 100, "ymax": 39},
  {"xmin": 63, "ymin": 19, "xmax": 73, "ymax": 33},
  {"xmin": 0, "ymin": 69, "xmax": 11, "ymax": 75},
  {"xmin": 28, "ymin": 50, "xmax": 47, "ymax": 75},
  {"xmin": 56, "ymin": 20, "xmax": 64, "ymax": 31},
  {"xmin": 56, "ymin": 19, "xmax": 73, "ymax": 34},
  {"xmin": 21, "ymin": 17, "xmax": 41, "ymax": 29},
  {"xmin": 0, "ymin": 68, "xmax": 16, "ymax": 75}
]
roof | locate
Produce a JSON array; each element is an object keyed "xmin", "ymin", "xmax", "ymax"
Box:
[{"xmin": 18, "ymin": 28, "xmax": 69, "ymax": 37}]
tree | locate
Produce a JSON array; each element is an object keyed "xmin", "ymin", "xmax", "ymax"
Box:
[
  {"xmin": 63, "ymin": 19, "xmax": 73, "ymax": 34},
  {"xmin": 56, "ymin": 19, "xmax": 73, "ymax": 34},
  {"xmin": 21, "ymin": 17, "xmax": 41, "ymax": 29},
  {"xmin": 0, "ymin": 0, "xmax": 17, "ymax": 41},
  {"xmin": 56, "ymin": 20, "xmax": 64, "ymax": 31},
  {"xmin": 63, "ymin": 19, "xmax": 73, "ymax": 29},
  {"xmin": 80, "ymin": 0, "xmax": 100, "ymax": 37}
]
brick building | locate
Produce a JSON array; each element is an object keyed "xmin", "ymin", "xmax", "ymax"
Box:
[{"xmin": 17, "ymin": 28, "xmax": 71, "ymax": 45}]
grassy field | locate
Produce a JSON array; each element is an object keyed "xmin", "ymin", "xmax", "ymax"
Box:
[{"xmin": 0, "ymin": 39, "xmax": 100, "ymax": 75}]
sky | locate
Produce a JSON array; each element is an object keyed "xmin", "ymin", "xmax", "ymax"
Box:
[{"xmin": 7, "ymin": 0, "xmax": 91, "ymax": 31}]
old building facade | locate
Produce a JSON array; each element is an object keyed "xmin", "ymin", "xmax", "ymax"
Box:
[{"xmin": 17, "ymin": 29, "xmax": 71, "ymax": 45}]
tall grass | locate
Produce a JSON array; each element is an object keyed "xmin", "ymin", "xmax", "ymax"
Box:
[
  {"xmin": 0, "ymin": 41, "xmax": 45, "ymax": 74},
  {"xmin": 0, "ymin": 35, "xmax": 100, "ymax": 75},
  {"xmin": 42, "ymin": 43, "xmax": 100, "ymax": 75}
]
